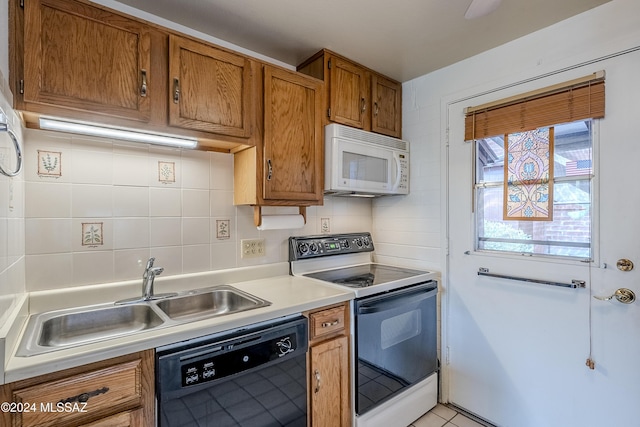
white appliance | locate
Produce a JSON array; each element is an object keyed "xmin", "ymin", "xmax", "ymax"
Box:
[
  {"xmin": 324, "ymin": 124, "xmax": 409, "ymax": 197},
  {"xmin": 289, "ymin": 233, "xmax": 438, "ymax": 427}
]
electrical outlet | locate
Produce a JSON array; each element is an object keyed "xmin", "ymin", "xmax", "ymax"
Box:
[{"xmin": 241, "ymin": 238, "xmax": 266, "ymax": 258}]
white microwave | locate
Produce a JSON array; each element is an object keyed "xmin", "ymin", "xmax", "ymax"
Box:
[{"xmin": 325, "ymin": 124, "xmax": 409, "ymax": 197}]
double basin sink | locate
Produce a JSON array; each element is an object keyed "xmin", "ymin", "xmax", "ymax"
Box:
[{"xmin": 17, "ymin": 285, "xmax": 271, "ymax": 357}]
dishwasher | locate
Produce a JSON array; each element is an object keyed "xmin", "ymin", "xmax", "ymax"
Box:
[{"xmin": 156, "ymin": 315, "xmax": 308, "ymax": 427}]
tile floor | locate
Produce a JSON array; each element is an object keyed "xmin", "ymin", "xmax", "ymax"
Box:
[{"xmin": 408, "ymin": 404, "xmax": 491, "ymax": 427}]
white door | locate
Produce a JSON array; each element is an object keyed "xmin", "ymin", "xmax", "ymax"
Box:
[{"xmin": 445, "ymin": 52, "xmax": 640, "ymax": 426}]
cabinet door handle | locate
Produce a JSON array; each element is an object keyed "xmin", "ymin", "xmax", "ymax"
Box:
[
  {"xmin": 321, "ymin": 319, "xmax": 340, "ymax": 328},
  {"xmin": 361, "ymin": 97, "xmax": 366, "ymax": 113},
  {"xmin": 374, "ymin": 101, "xmax": 379, "ymax": 117},
  {"xmin": 314, "ymin": 369, "xmax": 321, "ymax": 393},
  {"xmin": 140, "ymin": 69, "xmax": 148, "ymax": 97},
  {"xmin": 267, "ymin": 159, "xmax": 273, "ymax": 181},
  {"xmin": 173, "ymin": 78, "xmax": 180, "ymax": 104},
  {"xmin": 58, "ymin": 386, "xmax": 109, "ymax": 405}
]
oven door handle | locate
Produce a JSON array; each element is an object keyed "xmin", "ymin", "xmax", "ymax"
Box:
[{"xmin": 357, "ymin": 288, "xmax": 437, "ymax": 314}]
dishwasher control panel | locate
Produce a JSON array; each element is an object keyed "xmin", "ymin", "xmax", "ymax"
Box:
[
  {"xmin": 156, "ymin": 315, "xmax": 308, "ymax": 393},
  {"xmin": 289, "ymin": 232, "xmax": 374, "ymax": 261},
  {"xmin": 179, "ymin": 333, "xmax": 299, "ymax": 387}
]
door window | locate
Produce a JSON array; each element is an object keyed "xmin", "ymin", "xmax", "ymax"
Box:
[{"xmin": 474, "ymin": 119, "xmax": 595, "ymax": 258}]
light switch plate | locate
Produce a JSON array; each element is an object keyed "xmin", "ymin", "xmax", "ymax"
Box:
[
  {"xmin": 321, "ymin": 218, "xmax": 330, "ymax": 233},
  {"xmin": 241, "ymin": 238, "xmax": 266, "ymax": 258}
]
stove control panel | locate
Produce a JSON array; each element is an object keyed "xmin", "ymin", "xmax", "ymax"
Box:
[{"xmin": 289, "ymin": 233, "xmax": 374, "ymax": 260}]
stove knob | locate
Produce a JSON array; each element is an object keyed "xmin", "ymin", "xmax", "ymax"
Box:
[
  {"xmin": 342, "ymin": 239, "xmax": 350, "ymax": 249},
  {"xmin": 355, "ymin": 238, "xmax": 363, "ymax": 248},
  {"xmin": 309, "ymin": 243, "xmax": 318, "ymax": 253},
  {"xmin": 363, "ymin": 236, "xmax": 371, "ymax": 247},
  {"xmin": 298, "ymin": 242, "xmax": 309, "ymax": 254}
]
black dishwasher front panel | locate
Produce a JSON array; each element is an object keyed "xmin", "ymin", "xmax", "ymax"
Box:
[{"xmin": 156, "ymin": 315, "xmax": 308, "ymax": 427}]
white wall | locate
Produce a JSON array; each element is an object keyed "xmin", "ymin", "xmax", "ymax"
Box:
[
  {"xmin": 0, "ymin": 0, "xmax": 8, "ymax": 81},
  {"xmin": 0, "ymin": 0, "xmax": 25, "ymax": 326}
]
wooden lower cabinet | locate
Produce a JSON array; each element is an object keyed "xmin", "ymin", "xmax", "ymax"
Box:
[
  {"xmin": 0, "ymin": 350, "xmax": 154, "ymax": 427},
  {"xmin": 310, "ymin": 335, "xmax": 350, "ymax": 427},
  {"xmin": 306, "ymin": 303, "xmax": 352, "ymax": 427},
  {"xmin": 81, "ymin": 408, "xmax": 144, "ymax": 427}
]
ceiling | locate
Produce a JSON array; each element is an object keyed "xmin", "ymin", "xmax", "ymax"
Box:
[{"xmin": 113, "ymin": 0, "xmax": 611, "ymax": 82}]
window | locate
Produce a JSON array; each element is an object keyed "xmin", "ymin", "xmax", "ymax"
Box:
[
  {"xmin": 465, "ymin": 72, "xmax": 604, "ymax": 259},
  {"xmin": 474, "ymin": 120, "xmax": 593, "ymax": 258}
]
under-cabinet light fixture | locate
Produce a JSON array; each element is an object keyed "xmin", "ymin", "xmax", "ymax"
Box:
[
  {"xmin": 343, "ymin": 193, "xmax": 377, "ymax": 198},
  {"xmin": 38, "ymin": 117, "xmax": 198, "ymax": 149}
]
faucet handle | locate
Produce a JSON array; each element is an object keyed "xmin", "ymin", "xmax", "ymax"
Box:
[{"xmin": 145, "ymin": 257, "xmax": 155, "ymax": 270}]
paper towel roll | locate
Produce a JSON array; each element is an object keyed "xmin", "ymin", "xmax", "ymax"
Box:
[{"xmin": 257, "ymin": 214, "xmax": 305, "ymax": 230}]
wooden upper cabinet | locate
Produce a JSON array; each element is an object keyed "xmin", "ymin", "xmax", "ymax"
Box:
[
  {"xmin": 371, "ymin": 73, "xmax": 402, "ymax": 138},
  {"xmin": 22, "ymin": 0, "xmax": 151, "ymax": 122},
  {"xmin": 11, "ymin": 0, "xmax": 257, "ymax": 151},
  {"xmin": 329, "ymin": 56, "xmax": 368, "ymax": 130},
  {"xmin": 168, "ymin": 35, "xmax": 254, "ymax": 137},
  {"xmin": 298, "ymin": 49, "xmax": 402, "ymax": 138},
  {"xmin": 262, "ymin": 66, "xmax": 323, "ymax": 203}
]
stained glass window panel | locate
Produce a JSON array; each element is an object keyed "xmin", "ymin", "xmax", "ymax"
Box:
[{"xmin": 504, "ymin": 128, "xmax": 554, "ymax": 220}]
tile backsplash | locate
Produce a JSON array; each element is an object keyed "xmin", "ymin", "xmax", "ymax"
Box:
[{"xmin": 23, "ymin": 129, "xmax": 373, "ymax": 291}]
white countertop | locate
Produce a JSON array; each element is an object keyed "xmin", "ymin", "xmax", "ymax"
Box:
[{"xmin": 1, "ymin": 263, "xmax": 354, "ymax": 384}]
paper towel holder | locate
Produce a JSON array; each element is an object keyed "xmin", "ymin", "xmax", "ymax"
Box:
[{"xmin": 254, "ymin": 206, "xmax": 307, "ymax": 227}]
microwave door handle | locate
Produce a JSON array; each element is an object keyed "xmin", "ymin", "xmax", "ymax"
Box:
[
  {"xmin": 358, "ymin": 288, "xmax": 437, "ymax": 315},
  {"xmin": 392, "ymin": 154, "xmax": 402, "ymax": 190}
]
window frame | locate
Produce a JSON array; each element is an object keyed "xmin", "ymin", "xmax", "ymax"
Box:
[{"xmin": 472, "ymin": 120, "xmax": 600, "ymax": 263}]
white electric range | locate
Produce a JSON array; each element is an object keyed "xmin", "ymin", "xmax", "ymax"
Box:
[{"xmin": 289, "ymin": 232, "xmax": 439, "ymax": 427}]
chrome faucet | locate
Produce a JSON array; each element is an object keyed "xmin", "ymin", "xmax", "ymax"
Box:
[
  {"xmin": 142, "ymin": 257, "xmax": 164, "ymax": 301},
  {"xmin": 115, "ymin": 257, "xmax": 175, "ymax": 305}
]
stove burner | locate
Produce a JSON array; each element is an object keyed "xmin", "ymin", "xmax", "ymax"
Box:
[{"xmin": 334, "ymin": 273, "xmax": 375, "ymax": 288}]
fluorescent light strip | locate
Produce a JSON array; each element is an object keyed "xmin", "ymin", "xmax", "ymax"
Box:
[{"xmin": 39, "ymin": 117, "xmax": 198, "ymax": 149}]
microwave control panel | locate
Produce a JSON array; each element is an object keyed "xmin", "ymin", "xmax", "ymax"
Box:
[
  {"xmin": 289, "ymin": 232, "xmax": 374, "ymax": 260},
  {"xmin": 398, "ymin": 153, "xmax": 409, "ymax": 192}
]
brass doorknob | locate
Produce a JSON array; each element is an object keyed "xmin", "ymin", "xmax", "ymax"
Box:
[
  {"xmin": 594, "ymin": 288, "xmax": 636, "ymax": 304},
  {"xmin": 616, "ymin": 259, "xmax": 634, "ymax": 271}
]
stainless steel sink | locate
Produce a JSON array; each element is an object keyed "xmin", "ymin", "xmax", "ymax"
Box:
[
  {"xmin": 155, "ymin": 285, "xmax": 271, "ymax": 321},
  {"xmin": 17, "ymin": 303, "xmax": 166, "ymax": 357},
  {"xmin": 17, "ymin": 286, "xmax": 271, "ymax": 357}
]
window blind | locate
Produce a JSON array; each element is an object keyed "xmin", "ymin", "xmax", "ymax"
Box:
[{"xmin": 464, "ymin": 72, "xmax": 605, "ymax": 141}]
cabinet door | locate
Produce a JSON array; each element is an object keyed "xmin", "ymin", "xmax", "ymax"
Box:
[
  {"xmin": 371, "ymin": 73, "xmax": 402, "ymax": 138},
  {"xmin": 310, "ymin": 336, "xmax": 350, "ymax": 427},
  {"xmin": 81, "ymin": 408, "xmax": 144, "ymax": 427},
  {"xmin": 23, "ymin": 0, "xmax": 151, "ymax": 122},
  {"xmin": 328, "ymin": 56, "xmax": 368, "ymax": 130},
  {"xmin": 263, "ymin": 66, "xmax": 323, "ymax": 202},
  {"xmin": 169, "ymin": 35, "xmax": 254, "ymax": 137}
]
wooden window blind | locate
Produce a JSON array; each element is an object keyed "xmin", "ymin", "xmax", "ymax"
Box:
[{"xmin": 464, "ymin": 71, "xmax": 605, "ymax": 141}]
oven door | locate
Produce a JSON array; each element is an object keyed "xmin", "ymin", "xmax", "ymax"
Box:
[{"xmin": 355, "ymin": 281, "xmax": 438, "ymax": 415}]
